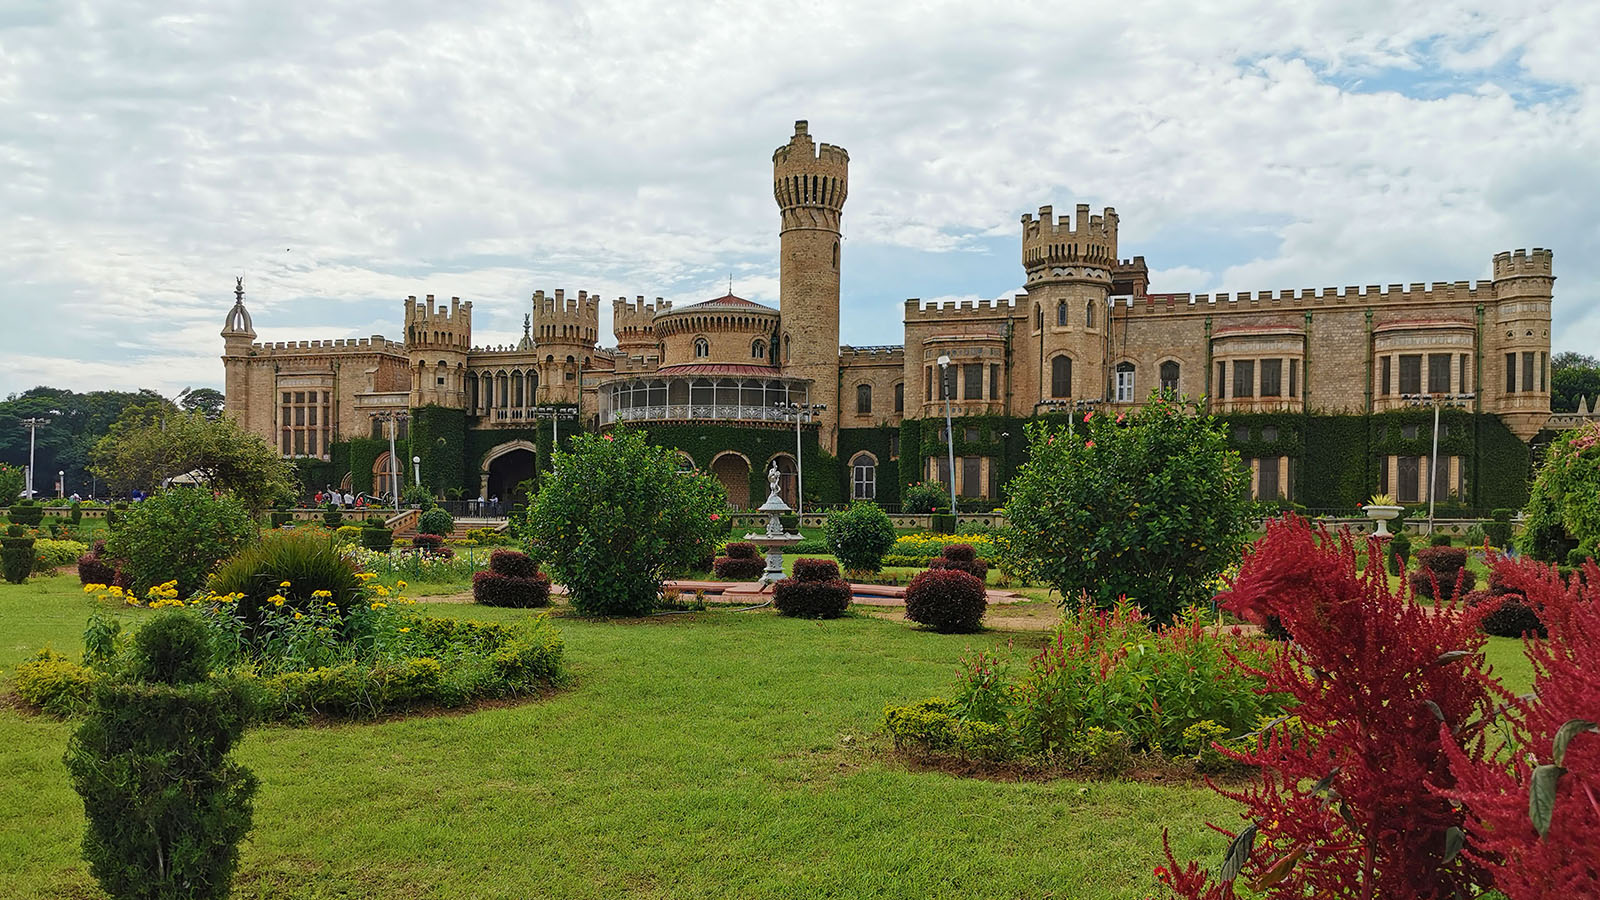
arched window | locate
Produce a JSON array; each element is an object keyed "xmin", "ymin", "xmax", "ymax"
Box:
[
  {"xmin": 851, "ymin": 453, "xmax": 876, "ymax": 500},
  {"xmin": 752, "ymin": 339, "xmax": 766, "ymax": 360},
  {"xmin": 1051, "ymin": 355, "xmax": 1072, "ymax": 398},
  {"xmin": 1115, "ymin": 361, "xmax": 1136, "ymax": 402},
  {"xmin": 1035, "ymin": 304, "xmax": 1043, "ymax": 331},
  {"xmin": 694, "ymin": 338, "xmax": 709, "ymax": 358},
  {"xmin": 1056, "ymin": 300, "xmax": 1067, "ymax": 326},
  {"xmin": 1159, "ymin": 361, "xmax": 1180, "ymax": 393},
  {"xmin": 893, "ymin": 382, "xmax": 904, "ymax": 413},
  {"xmin": 832, "ymin": 241, "xmax": 839, "ymax": 269},
  {"xmin": 783, "ymin": 333, "xmax": 791, "ymax": 362},
  {"xmin": 1086, "ymin": 300, "xmax": 1098, "ymax": 328},
  {"xmin": 856, "ymin": 383, "xmax": 872, "ymax": 415}
]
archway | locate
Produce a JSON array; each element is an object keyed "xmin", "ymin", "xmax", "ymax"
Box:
[
  {"xmin": 767, "ymin": 453, "xmax": 798, "ymax": 508},
  {"xmin": 710, "ymin": 452, "xmax": 751, "ymax": 509},
  {"xmin": 372, "ymin": 452, "xmax": 401, "ymax": 501},
  {"xmin": 481, "ymin": 440, "xmax": 539, "ymax": 512}
]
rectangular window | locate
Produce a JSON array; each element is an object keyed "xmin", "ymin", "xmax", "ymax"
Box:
[
  {"xmin": 1378, "ymin": 456, "xmax": 1389, "ymax": 496},
  {"xmin": 990, "ymin": 364, "xmax": 1000, "ymax": 400},
  {"xmin": 1540, "ymin": 351, "xmax": 1548, "ymax": 392},
  {"xmin": 1433, "ymin": 455, "xmax": 1451, "ymax": 501},
  {"xmin": 282, "ymin": 392, "xmax": 292, "ymax": 404},
  {"xmin": 1260, "ymin": 358, "xmax": 1282, "ymax": 397},
  {"xmin": 1258, "ymin": 457, "xmax": 1280, "ymax": 500},
  {"xmin": 1232, "ymin": 360, "xmax": 1255, "ymax": 398},
  {"xmin": 1381, "ymin": 356, "xmax": 1392, "ymax": 396},
  {"xmin": 294, "ymin": 391, "xmax": 305, "ymax": 404},
  {"xmin": 294, "ymin": 406, "xmax": 305, "ymax": 426},
  {"xmin": 894, "ymin": 382, "xmax": 904, "ymax": 413},
  {"xmin": 1397, "ymin": 456, "xmax": 1421, "ymax": 504},
  {"xmin": 1289, "ymin": 360, "xmax": 1298, "ymax": 398},
  {"xmin": 281, "ymin": 430, "xmax": 291, "ymax": 455},
  {"xmin": 1523, "ymin": 351, "xmax": 1535, "ymax": 392},
  {"xmin": 293, "ymin": 429, "xmax": 305, "ymax": 456},
  {"xmin": 1216, "ymin": 362, "xmax": 1227, "ymax": 399},
  {"xmin": 964, "ymin": 364, "xmax": 982, "ymax": 400},
  {"xmin": 964, "ymin": 426, "xmax": 979, "ymax": 443},
  {"xmin": 307, "ymin": 406, "xmax": 317, "ymax": 426},
  {"xmin": 307, "ymin": 431, "xmax": 318, "ymax": 457},
  {"xmin": 934, "ymin": 455, "xmax": 951, "ymax": 486},
  {"xmin": 889, "ymin": 432, "xmax": 900, "ymax": 459},
  {"xmin": 1460, "ymin": 353, "xmax": 1470, "ymax": 393},
  {"xmin": 1398, "ymin": 355, "xmax": 1422, "ymax": 394},
  {"xmin": 987, "ymin": 457, "xmax": 1000, "ymax": 499},
  {"xmin": 925, "ymin": 367, "xmax": 933, "ymax": 402},
  {"xmin": 961, "ymin": 457, "xmax": 982, "ymax": 498},
  {"xmin": 1115, "ymin": 367, "xmax": 1135, "ymax": 403},
  {"xmin": 1428, "ymin": 353, "xmax": 1451, "ymax": 394},
  {"xmin": 1506, "ymin": 353, "xmax": 1518, "ymax": 393}
]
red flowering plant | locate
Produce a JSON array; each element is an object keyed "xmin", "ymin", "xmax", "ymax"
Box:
[
  {"xmin": 1438, "ymin": 555, "xmax": 1600, "ymax": 899},
  {"xmin": 1157, "ymin": 517, "xmax": 1503, "ymax": 899}
]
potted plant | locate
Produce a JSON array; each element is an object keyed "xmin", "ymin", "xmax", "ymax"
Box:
[{"xmin": 1362, "ymin": 492, "xmax": 1403, "ymax": 537}]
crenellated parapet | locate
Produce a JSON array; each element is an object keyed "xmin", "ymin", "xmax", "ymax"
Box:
[
  {"xmin": 405, "ymin": 295, "xmax": 473, "ymax": 351},
  {"xmin": 1021, "ymin": 204, "xmax": 1119, "ymax": 281},
  {"xmin": 773, "ymin": 120, "xmax": 849, "ymax": 233},
  {"xmin": 903, "ymin": 295, "xmax": 1022, "ymax": 322},
  {"xmin": 251, "ymin": 336, "xmax": 407, "ymax": 355},
  {"xmin": 1121, "ymin": 279, "xmax": 1502, "ymax": 318},
  {"xmin": 1493, "ymin": 248, "xmax": 1554, "ymax": 280},
  {"xmin": 613, "ymin": 295, "xmax": 671, "ymax": 355},
  {"xmin": 531, "ymin": 289, "xmax": 601, "ymax": 347}
]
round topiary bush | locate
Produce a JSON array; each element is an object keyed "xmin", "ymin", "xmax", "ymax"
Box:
[
  {"xmin": 9, "ymin": 499, "xmax": 44, "ymax": 527},
  {"xmin": 472, "ymin": 550, "xmax": 552, "ymax": 608},
  {"xmin": 418, "ymin": 507, "xmax": 454, "ymax": 538},
  {"xmin": 1, "ymin": 526, "xmax": 36, "ymax": 584},
  {"xmin": 1469, "ymin": 588, "xmax": 1546, "ymax": 639},
  {"xmin": 904, "ymin": 568, "xmax": 987, "ymax": 633},
  {"xmin": 773, "ymin": 558, "xmax": 851, "ymax": 619},
  {"xmin": 928, "ymin": 543, "xmax": 989, "ymax": 580},
  {"xmin": 823, "ymin": 502, "xmax": 896, "ymax": 572},
  {"xmin": 1409, "ymin": 546, "xmax": 1475, "ymax": 600},
  {"xmin": 322, "ymin": 504, "xmax": 344, "ymax": 528},
  {"xmin": 713, "ymin": 541, "xmax": 766, "ymax": 580},
  {"xmin": 792, "ymin": 557, "xmax": 841, "ymax": 582}
]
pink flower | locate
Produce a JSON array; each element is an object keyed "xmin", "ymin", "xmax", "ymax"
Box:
[
  {"xmin": 1085, "ymin": 440, "xmax": 1096, "ymax": 449},
  {"xmin": 709, "ymin": 513, "xmax": 720, "ymax": 521},
  {"xmin": 603, "ymin": 434, "xmax": 614, "ymax": 441},
  {"xmin": 1115, "ymin": 412, "xmax": 1125, "ymax": 424},
  {"xmin": 1083, "ymin": 412, "xmax": 1092, "ymax": 423}
]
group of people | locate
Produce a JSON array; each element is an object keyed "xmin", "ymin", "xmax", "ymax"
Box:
[{"xmin": 313, "ymin": 487, "xmax": 375, "ymax": 508}]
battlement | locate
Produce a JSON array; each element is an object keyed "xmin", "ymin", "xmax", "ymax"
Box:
[
  {"xmin": 250, "ymin": 336, "xmax": 406, "ymax": 355},
  {"xmin": 1021, "ymin": 204, "xmax": 1119, "ymax": 272},
  {"xmin": 404, "ymin": 295, "xmax": 473, "ymax": 351},
  {"xmin": 773, "ymin": 120, "xmax": 848, "ymax": 215},
  {"xmin": 531, "ymin": 289, "xmax": 601, "ymax": 346},
  {"xmin": 1492, "ymin": 248, "xmax": 1554, "ymax": 279},
  {"xmin": 1124, "ymin": 279, "xmax": 1504, "ymax": 318},
  {"xmin": 903, "ymin": 295, "xmax": 1022, "ymax": 321},
  {"xmin": 839, "ymin": 345, "xmax": 905, "ymax": 362},
  {"xmin": 614, "ymin": 295, "xmax": 671, "ymax": 332}
]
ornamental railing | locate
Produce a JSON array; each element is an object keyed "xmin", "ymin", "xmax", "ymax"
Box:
[{"xmin": 602, "ymin": 404, "xmax": 796, "ymax": 426}]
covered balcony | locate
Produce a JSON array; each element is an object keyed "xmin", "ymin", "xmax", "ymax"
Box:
[{"xmin": 599, "ymin": 368, "xmax": 810, "ymax": 426}]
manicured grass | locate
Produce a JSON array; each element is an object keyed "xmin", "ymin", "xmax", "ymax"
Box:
[{"xmin": 0, "ymin": 573, "xmax": 1540, "ymax": 899}]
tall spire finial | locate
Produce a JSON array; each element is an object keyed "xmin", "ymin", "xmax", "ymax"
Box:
[
  {"xmin": 234, "ymin": 275, "xmax": 245, "ymax": 302},
  {"xmin": 729, "ymin": 273, "xmax": 733, "ymax": 295}
]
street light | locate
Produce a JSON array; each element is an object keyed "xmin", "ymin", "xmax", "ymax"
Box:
[
  {"xmin": 775, "ymin": 401, "xmax": 826, "ymax": 518},
  {"xmin": 937, "ymin": 355, "xmax": 957, "ymax": 515},
  {"xmin": 19, "ymin": 416, "xmax": 50, "ymax": 500},
  {"xmin": 57, "ymin": 470, "xmax": 64, "ymax": 500},
  {"xmin": 412, "ymin": 455, "xmax": 422, "ymax": 486},
  {"xmin": 1036, "ymin": 397, "xmax": 1102, "ymax": 439},
  {"xmin": 369, "ymin": 410, "xmax": 409, "ymax": 513},
  {"xmin": 1401, "ymin": 392, "xmax": 1475, "ymax": 535}
]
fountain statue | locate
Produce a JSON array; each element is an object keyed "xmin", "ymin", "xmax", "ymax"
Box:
[{"xmin": 744, "ymin": 461, "xmax": 804, "ymax": 587}]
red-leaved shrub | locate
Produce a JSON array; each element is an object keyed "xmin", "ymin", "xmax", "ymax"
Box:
[
  {"xmin": 904, "ymin": 568, "xmax": 986, "ymax": 633},
  {"xmin": 774, "ymin": 555, "xmax": 850, "ymax": 618},
  {"xmin": 411, "ymin": 533, "xmax": 452, "ymax": 558},
  {"xmin": 472, "ymin": 549, "xmax": 551, "ymax": 608},
  {"xmin": 722, "ymin": 542, "xmax": 758, "ymax": 559},
  {"xmin": 1158, "ymin": 517, "xmax": 1501, "ymax": 899},
  {"xmin": 1440, "ymin": 556, "xmax": 1600, "ymax": 899},
  {"xmin": 77, "ymin": 552, "xmax": 116, "ymax": 586},
  {"xmin": 792, "ymin": 558, "xmax": 841, "ymax": 582},
  {"xmin": 1410, "ymin": 546, "xmax": 1475, "ymax": 600},
  {"xmin": 1473, "ymin": 568, "xmax": 1548, "ymax": 638},
  {"xmin": 713, "ymin": 542, "xmax": 765, "ymax": 580}
]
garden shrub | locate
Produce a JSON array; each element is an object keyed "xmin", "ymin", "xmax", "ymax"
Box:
[
  {"xmin": 823, "ymin": 502, "xmax": 896, "ymax": 571},
  {"xmin": 411, "ymin": 533, "xmax": 452, "ymax": 558},
  {"xmin": 359, "ymin": 520, "xmax": 393, "ymax": 551},
  {"xmin": 472, "ymin": 550, "xmax": 551, "ymax": 608},
  {"xmin": 334, "ymin": 524, "xmax": 363, "ymax": 543},
  {"xmin": 894, "ymin": 532, "xmax": 996, "ymax": 560},
  {"xmin": 65, "ymin": 610, "xmax": 257, "ymax": 900},
  {"xmin": 1160, "ymin": 518, "xmax": 1504, "ymax": 900},
  {"xmin": 105, "ymin": 488, "xmax": 257, "ymax": 598},
  {"xmin": 418, "ymin": 507, "xmax": 454, "ymax": 538},
  {"xmin": 1429, "ymin": 533, "xmax": 1454, "ymax": 546},
  {"xmin": 9, "ymin": 498, "xmax": 44, "ymax": 527},
  {"xmin": 1, "ymin": 523, "xmax": 36, "ymax": 584},
  {"xmin": 15, "ymin": 648, "xmax": 96, "ymax": 715},
  {"xmin": 1438, "ymin": 556, "xmax": 1600, "ymax": 899},
  {"xmin": 526, "ymin": 428, "xmax": 726, "ymax": 617},
  {"xmin": 1519, "ymin": 420, "xmax": 1600, "ymax": 562},
  {"xmin": 1409, "ymin": 545, "xmax": 1476, "ymax": 600},
  {"xmin": 884, "ymin": 697, "xmax": 959, "ymax": 753},
  {"xmin": 1483, "ymin": 508, "xmax": 1514, "ymax": 549},
  {"xmin": 930, "ymin": 513, "xmax": 956, "ymax": 534},
  {"xmin": 33, "ymin": 538, "xmax": 88, "ymax": 573},
  {"xmin": 928, "ymin": 543, "xmax": 988, "ymax": 580},
  {"xmin": 206, "ymin": 529, "xmax": 364, "ymax": 640},
  {"xmin": 70, "ymin": 499, "xmax": 82, "ymax": 524},
  {"xmin": 904, "ymin": 568, "xmax": 986, "ymax": 633},
  {"xmin": 713, "ymin": 541, "xmax": 766, "ymax": 581},
  {"xmin": 788, "ymin": 537, "xmax": 831, "ymax": 555},
  {"xmin": 773, "ymin": 556, "xmax": 850, "ymax": 619},
  {"xmin": 1001, "ymin": 393, "xmax": 1253, "ymax": 623},
  {"xmin": 1387, "ymin": 529, "xmax": 1413, "ymax": 575},
  {"xmin": 0, "ymin": 463, "xmax": 22, "ymax": 507},
  {"xmin": 402, "ymin": 484, "xmax": 436, "ymax": 510},
  {"xmin": 77, "ymin": 551, "xmax": 118, "ymax": 586},
  {"xmin": 322, "ymin": 504, "xmax": 343, "ymax": 528},
  {"xmin": 901, "ymin": 481, "xmax": 946, "ymax": 514},
  {"xmin": 465, "ymin": 527, "xmax": 511, "ymax": 546}
]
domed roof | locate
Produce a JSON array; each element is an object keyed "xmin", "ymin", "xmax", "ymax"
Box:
[{"xmin": 673, "ymin": 293, "xmax": 776, "ymax": 313}]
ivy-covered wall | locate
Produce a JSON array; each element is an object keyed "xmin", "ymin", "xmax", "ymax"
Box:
[
  {"xmin": 411, "ymin": 405, "xmax": 467, "ymax": 498},
  {"xmin": 463, "ymin": 414, "xmax": 578, "ymax": 497},
  {"xmin": 837, "ymin": 427, "xmax": 901, "ymax": 507},
  {"xmin": 634, "ymin": 422, "xmax": 841, "ymax": 507}
]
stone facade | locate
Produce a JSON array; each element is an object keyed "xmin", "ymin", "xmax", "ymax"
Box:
[{"xmin": 221, "ymin": 121, "xmax": 1555, "ymax": 507}]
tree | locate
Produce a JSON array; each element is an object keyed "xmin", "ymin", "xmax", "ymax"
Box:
[
  {"xmin": 999, "ymin": 392, "xmax": 1253, "ymax": 623},
  {"xmin": 824, "ymin": 501, "xmax": 897, "ymax": 572},
  {"xmin": 178, "ymin": 387, "xmax": 226, "ymax": 421},
  {"xmin": 104, "ymin": 488, "xmax": 258, "ymax": 597},
  {"xmin": 1519, "ymin": 421, "xmax": 1600, "ymax": 564},
  {"xmin": 525, "ymin": 428, "xmax": 726, "ymax": 616},
  {"xmin": 1552, "ymin": 351, "xmax": 1600, "ymax": 414},
  {"xmin": 90, "ymin": 407, "xmax": 294, "ymax": 511}
]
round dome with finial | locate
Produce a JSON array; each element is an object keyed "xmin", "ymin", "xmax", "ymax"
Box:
[{"xmin": 222, "ymin": 276, "xmax": 255, "ymax": 339}]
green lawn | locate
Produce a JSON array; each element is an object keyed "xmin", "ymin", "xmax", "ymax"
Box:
[{"xmin": 0, "ymin": 574, "xmax": 1538, "ymax": 899}]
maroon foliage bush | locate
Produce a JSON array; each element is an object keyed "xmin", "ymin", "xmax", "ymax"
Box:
[
  {"xmin": 1409, "ymin": 546, "xmax": 1475, "ymax": 600},
  {"xmin": 722, "ymin": 542, "xmax": 758, "ymax": 560},
  {"xmin": 472, "ymin": 569, "xmax": 551, "ymax": 608},
  {"xmin": 411, "ymin": 534, "xmax": 453, "ymax": 559},
  {"xmin": 773, "ymin": 576, "xmax": 851, "ymax": 619},
  {"xmin": 77, "ymin": 553, "xmax": 116, "ymax": 586},
  {"xmin": 941, "ymin": 543, "xmax": 977, "ymax": 562},
  {"xmin": 712, "ymin": 555, "xmax": 765, "ymax": 581},
  {"xmin": 792, "ymin": 558, "xmax": 841, "ymax": 582},
  {"xmin": 488, "ymin": 549, "xmax": 538, "ymax": 578},
  {"xmin": 904, "ymin": 568, "xmax": 986, "ymax": 633},
  {"xmin": 1470, "ymin": 569, "xmax": 1547, "ymax": 638}
]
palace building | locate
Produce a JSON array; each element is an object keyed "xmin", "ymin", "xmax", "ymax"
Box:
[{"xmin": 222, "ymin": 121, "xmax": 1557, "ymax": 512}]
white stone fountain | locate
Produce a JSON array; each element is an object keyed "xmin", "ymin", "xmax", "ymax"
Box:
[{"xmin": 745, "ymin": 462, "xmax": 803, "ymax": 588}]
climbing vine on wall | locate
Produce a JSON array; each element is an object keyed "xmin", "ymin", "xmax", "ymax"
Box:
[
  {"xmin": 410, "ymin": 405, "xmax": 466, "ymax": 498},
  {"xmin": 635, "ymin": 422, "xmax": 841, "ymax": 507}
]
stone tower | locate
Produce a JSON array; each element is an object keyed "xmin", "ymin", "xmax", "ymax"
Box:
[
  {"xmin": 1491, "ymin": 248, "xmax": 1555, "ymax": 438},
  {"xmin": 220, "ymin": 276, "xmax": 258, "ymax": 425},
  {"xmin": 774, "ymin": 120, "xmax": 848, "ymax": 449},
  {"xmin": 1020, "ymin": 204, "xmax": 1119, "ymax": 404},
  {"xmin": 405, "ymin": 295, "xmax": 472, "ymax": 407},
  {"xmin": 530, "ymin": 289, "xmax": 601, "ymax": 405}
]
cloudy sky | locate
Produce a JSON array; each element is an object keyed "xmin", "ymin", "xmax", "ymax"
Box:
[{"xmin": 2, "ymin": 0, "xmax": 1596, "ymax": 398}]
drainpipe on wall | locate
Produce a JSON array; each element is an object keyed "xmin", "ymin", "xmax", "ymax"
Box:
[
  {"xmin": 1363, "ymin": 309, "xmax": 1375, "ymax": 415},
  {"xmin": 1203, "ymin": 317, "xmax": 1214, "ymax": 410}
]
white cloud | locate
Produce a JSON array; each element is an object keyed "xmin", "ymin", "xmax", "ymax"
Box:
[{"xmin": 0, "ymin": 0, "xmax": 1596, "ymax": 397}]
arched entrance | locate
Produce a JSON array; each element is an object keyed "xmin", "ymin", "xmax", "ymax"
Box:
[
  {"xmin": 482, "ymin": 441, "xmax": 538, "ymax": 511},
  {"xmin": 372, "ymin": 452, "xmax": 401, "ymax": 501},
  {"xmin": 710, "ymin": 452, "xmax": 751, "ymax": 509},
  {"xmin": 767, "ymin": 453, "xmax": 798, "ymax": 508}
]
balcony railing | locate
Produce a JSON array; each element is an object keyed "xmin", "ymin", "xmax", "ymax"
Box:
[{"xmin": 604, "ymin": 404, "xmax": 796, "ymax": 426}]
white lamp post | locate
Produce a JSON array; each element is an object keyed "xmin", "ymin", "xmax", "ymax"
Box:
[
  {"xmin": 412, "ymin": 455, "xmax": 422, "ymax": 486},
  {"xmin": 20, "ymin": 416, "xmax": 50, "ymax": 499},
  {"xmin": 776, "ymin": 401, "xmax": 826, "ymax": 518},
  {"xmin": 57, "ymin": 470, "xmax": 64, "ymax": 499},
  {"xmin": 1401, "ymin": 391, "xmax": 1474, "ymax": 535},
  {"xmin": 937, "ymin": 355, "xmax": 957, "ymax": 515},
  {"xmin": 370, "ymin": 410, "xmax": 409, "ymax": 512}
]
